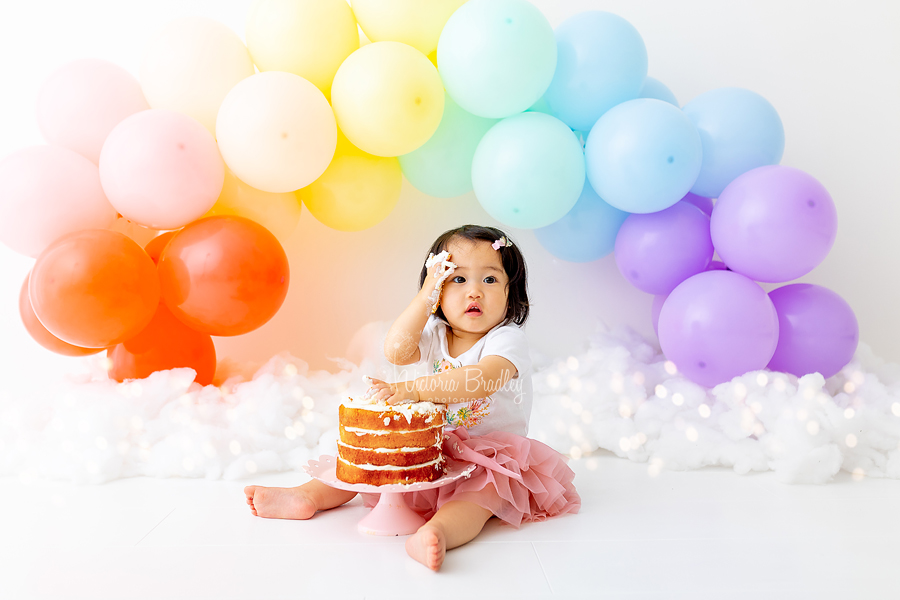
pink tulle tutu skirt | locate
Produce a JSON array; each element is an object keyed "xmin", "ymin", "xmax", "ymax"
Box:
[{"xmin": 362, "ymin": 427, "xmax": 581, "ymax": 528}]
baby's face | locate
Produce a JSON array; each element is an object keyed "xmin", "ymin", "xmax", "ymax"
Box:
[{"xmin": 441, "ymin": 238, "xmax": 509, "ymax": 336}]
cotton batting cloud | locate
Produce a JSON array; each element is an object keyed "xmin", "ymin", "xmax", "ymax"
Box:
[{"xmin": 1, "ymin": 328, "xmax": 899, "ymax": 485}]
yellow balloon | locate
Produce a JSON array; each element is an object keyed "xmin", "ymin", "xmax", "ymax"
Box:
[
  {"xmin": 331, "ymin": 41, "xmax": 445, "ymax": 157},
  {"xmin": 246, "ymin": 0, "xmax": 359, "ymax": 97},
  {"xmin": 140, "ymin": 17, "xmax": 255, "ymax": 135},
  {"xmin": 204, "ymin": 169, "xmax": 302, "ymax": 244},
  {"xmin": 350, "ymin": 0, "xmax": 468, "ymax": 56},
  {"xmin": 296, "ymin": 130, "xmax": 401, "ymax": 232}
]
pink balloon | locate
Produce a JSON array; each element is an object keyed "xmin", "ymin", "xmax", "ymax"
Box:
[
  {"xmin": 99, "ymin": 109, "xmax": 224, "ymax": 230},
  {"xmin": 37, "ymin": 58, "xmax": 150, "ymax": 165},
  {"xmin": 0, "ymin": 145, "xmax": 117, "ymax": 257}
]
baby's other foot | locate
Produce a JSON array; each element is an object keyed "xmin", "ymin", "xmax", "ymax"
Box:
[
  {"xmin": 405, "ymin": 524, "xmax": 446, "ymax": 571},
  {"xmin": 243, "ymin": 485, "xmax": 317, "ymax": 520}
]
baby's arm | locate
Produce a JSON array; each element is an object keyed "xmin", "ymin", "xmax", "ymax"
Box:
[
  {"xmin": 370, "ymin": 355, "xmax": 517, "ymax": 404},
  {"xmin": 383, "ymin": 252, "xmax": 456, "ymax": 365}
]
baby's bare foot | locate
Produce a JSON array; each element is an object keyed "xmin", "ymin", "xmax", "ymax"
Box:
[
  {"xmin": 244, "ymin": 485, "xmax": 317, "ymax": 520},
  {"xmin": 406, "ymin": 524, "xmax": 446, "ymax": 571}
]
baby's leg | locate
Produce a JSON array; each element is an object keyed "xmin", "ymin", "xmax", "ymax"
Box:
[
  {"xmin": 405, "ymin": 500, "xmax": 494, "ymax": 571},
  {"xmin": 244, "ymin": 480, "xmax": 357, "ymax": 520}
]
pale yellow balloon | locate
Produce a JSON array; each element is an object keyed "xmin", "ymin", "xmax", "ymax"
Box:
[
  {"xmin": 350, "ymin": 0, "xmax": 469, "ymax": 56},
  {"xmin": 204, "ymin": 169, "xmax": 302, "ymax": 244},
  {"xmin": 246, "ymin": 0, "xmax": 359, "ymax": 97},
  {"xmin": 331, "ymin": 41, "xmax": 445, "ymax": 157},
  {"xmin": 216, "ymin": 71, "xmax": 337, "ymax": 193},
  {"xmin": 140, "ymin": 17, "xmax": 255, "ymax": 134},
  {"xmin": 296, "ymin": 130, "xmax": 401, "ymax": 232}
]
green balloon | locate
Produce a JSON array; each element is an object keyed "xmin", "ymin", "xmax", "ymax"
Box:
[
  {"xmin": 399, "ymin": 93, "xmax": 499, "ymax": 198},
  {"xmin": 437, "ymin": 0, "xmax": 557, "ymax": 118},
  {"xmin": 472, "ymin": 111, "xmax": 585, "ymax": 229}
]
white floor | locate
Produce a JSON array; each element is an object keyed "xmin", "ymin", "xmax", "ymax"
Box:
[{"xmin": 1, "ymin": 450, "xmax": 898, "ymax": 600}]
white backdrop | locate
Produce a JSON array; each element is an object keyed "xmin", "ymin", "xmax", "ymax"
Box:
[{"xmin": 0, "ymin": 0, "xmax": 898, "ymax": 387}]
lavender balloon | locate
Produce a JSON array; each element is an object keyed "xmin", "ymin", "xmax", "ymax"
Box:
[
  {"xmin": 615, "ymin": 201, "xmax": 714, "ymax": 295},
  {"xmin": 711, "ymin": 165, "xmax": 837, "ymax": 283},
  {"xmin": 681, "ymin": 192, "xmax": 713, "ymax": 217},
  {"xmin": 651, "ymin": 293, "xmax": 667, "ymax": 337},
  {"xmin": 767, "ymin": 284, "xmax": 858, "ymax": 378},
  {"xmin": 659, "ymin": 270, "xmax": 779, "ymax": 388}
]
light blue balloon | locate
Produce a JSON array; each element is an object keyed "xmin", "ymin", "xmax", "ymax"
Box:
[
  {"xmin": 585, "ymin": 98, "xmax": 702, "ymax": 214},
  {"xmin": 437, "ymin": 0, "xmax": 557, "ymax": 119},
  {"xmin": 472, "ymin": 112, "xmax": 585, "ymax": 229},
  {"xmin": 535, "ymin": 181, "xmax": 629, "ymax": 262},
  {"xmin": 683, "ymin": 87, "xmax": 785, "ymax": 198},
  {"xmin": 640, "ymin": 76, "xmax": 678, "ymax": 106},
  {"xmin": 543, "ymin": 11, "xmax": 647, "ymax": 132},
  {"xmin": 399, "ymin": 93, "xmax": 499, "ymax": 198}
]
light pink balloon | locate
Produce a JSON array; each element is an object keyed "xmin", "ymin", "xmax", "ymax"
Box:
[
  {"xmin": 99, "ymin": 109, "xmax": 224, "ymax": 230},
  {"xmin": 36, "ymin": 59, "xmax": 150, "ymax": 165},
  {"xmin": 0, "ymin": 145, "xmax": 117, "ymax": 258}
]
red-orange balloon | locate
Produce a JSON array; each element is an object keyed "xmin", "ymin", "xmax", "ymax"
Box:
[
  {"xmin": 108, "ymin": 303, "xmax": 216, "ymax": 385},
  {"xmin": 157, "ymin": 216, "xmax": 289, "ymax": 336},
  {"xmin": 19, "ymin": 272, "xmax": 103, "ymax": 356},
  {"xmin": 30, "ymin": 229, "xmax": 160, "ymax": 348},
  {"xmin": 144, "ymin": 231, "xmax": 177, "ymax": 264}
]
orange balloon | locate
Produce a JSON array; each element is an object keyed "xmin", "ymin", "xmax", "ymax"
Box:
[
  {"xmin": 144, "ymin": 231, "xmax": 177, "ymax": 264},
  {"xmin": 18, "ymin": 272, "xmax": 103, "ymax": 357},
  {"xmin": 30, "ymin": 229, "xmax": 160, "ymax": 348},
  {"xmin": 108, "ymin": 303, "xmax": 216, "ymax": 385},
  {"xmin": 157, "ymin": 216, "xmax": 289, "ymax": 336}
]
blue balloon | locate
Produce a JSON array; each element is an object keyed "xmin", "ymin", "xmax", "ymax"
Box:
[
  {"xmin": 682, "ymin": 87, "xmax": 784, "ymax": 198},
  {"xmin": 585, "ymin": 98, "xmax": 702, "ymax": 214},
  {"xmin": 543, "ymin": 11, "xmax": 647, "ymax": 132},
  {"xmin": 640, "ymin": 76, "xmax": 678, "ymax": 106},
  {"xmin": 472, "ymin": 112, "xmax": 585, "ymax": 229},
  {"xmin": 535, "ymin": 181, "xmax": 629, "ymax": 262}
]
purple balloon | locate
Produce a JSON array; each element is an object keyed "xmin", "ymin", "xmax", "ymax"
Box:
[
  {"xmin": 681, "ymin": 192, "xmax": 713, "ymax": 216},
  {"xmin": 767, "ymin": 284, "xmax": 858, "ymax": 378},
  {"xmin": 659, "ymin": 270, "xmax": 779, "ymax": 387},
  {"xmin": 707, "ymin": 259, "xmax": 729, "ymax": 271},
  {"xmin": 651, "ymin": 293, "xmax": 667, "ymax": 337},
  {"xmin": 614, "ymin": 201, "xmax": 714, "ymax": 295},
  {"xmin": 711, "ymin": 165, "xmax": 837, "ymax": 283}
]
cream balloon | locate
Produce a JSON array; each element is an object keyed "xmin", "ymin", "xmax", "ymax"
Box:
[
  {"xmin": 351, "ymin": 0, "xmax": 468, "ymax": 56},
  {"xmin": 331, "ymin": 41, "xmax": 444, "ymax": 157},
  {"xmin": 140, "ymin": 17, "xmax": 255, "ymax": 135},
  {"xmin": 204, "ymin": 168, "xmax": 302, "ymax": 244},
  {"xmin": 216, "ymin": 71, "xmax": 337, "ymax": 193},
  {"xmin": 0, "ymin": 145, "xmax": 117, "ymax": 258},
  {"xmin": 36, "ymin": 59, "xmax": 150, "ymax": 164},
  {"xmin": 246, "ymin": 0, "xmax": 358, "ymax": 97}
]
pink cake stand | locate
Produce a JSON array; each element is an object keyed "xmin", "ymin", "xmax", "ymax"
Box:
[{"xmin": 303, "ymin": 455, "xmax": 477, "ymax": 536}]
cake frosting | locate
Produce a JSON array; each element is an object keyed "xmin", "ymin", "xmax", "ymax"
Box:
[{"xmin": 336, "ymin": 398, "xmax": 446, "ymax": 486}]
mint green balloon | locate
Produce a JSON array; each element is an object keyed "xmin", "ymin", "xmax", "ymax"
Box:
[
  {"xmin": 399, "ymin": 93, "xmax": 499, "ymax": 198},
  {"xmin": 437, "ymin": 0, "xmax": 557, "ymax": 119},
  {"xmin": 472, "ymin": 112, "xmax": 585, "ymax": 229}
]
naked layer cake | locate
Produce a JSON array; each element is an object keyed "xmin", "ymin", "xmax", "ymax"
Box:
[{"xmin": 336, "ymin": 398, "xmax": 446, "ymax": 486}]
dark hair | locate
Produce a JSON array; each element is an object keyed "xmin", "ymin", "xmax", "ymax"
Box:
[{"xmin": 418, "ymin": 225, "xmax": 529, "ymax": 326}]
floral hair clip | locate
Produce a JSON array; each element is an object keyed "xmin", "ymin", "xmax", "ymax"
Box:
[{"xmin": 491, "ymin": 236, "xmax": 512, "ymax": 250}]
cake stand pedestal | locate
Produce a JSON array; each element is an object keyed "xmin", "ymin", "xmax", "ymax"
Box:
[{"xmin": 303, "ymin": 455, "xmax": 476, "ymax": 536}]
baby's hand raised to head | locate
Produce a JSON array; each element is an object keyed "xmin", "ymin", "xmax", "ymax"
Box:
[{"xmin": 422, "ymin": 251, "xmax": 457, "ymax": 314}]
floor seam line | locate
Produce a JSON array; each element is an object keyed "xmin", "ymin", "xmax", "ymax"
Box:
[
  {"xmin": 134, "ymin": 507, "xmax": 176, "ymax": 547},
  {"xmin": 530, "ymin": 541, "xmax": 555, "ymax": 597}
]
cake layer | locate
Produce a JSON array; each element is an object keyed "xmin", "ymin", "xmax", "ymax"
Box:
[
  {"xmin": 339, "ymin": 403, "xmax": 445, "ymax": 431},
  {"xmin": 336, "ymin": 456, "xmax": 444, "ymax": 485},
  {"xmin": 338, "ymin": 441, "xmax": 441, "ymax": 467},
  {"xmin": 339, "ymin": 424, "xmax": 443, "ymax": 450}
]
